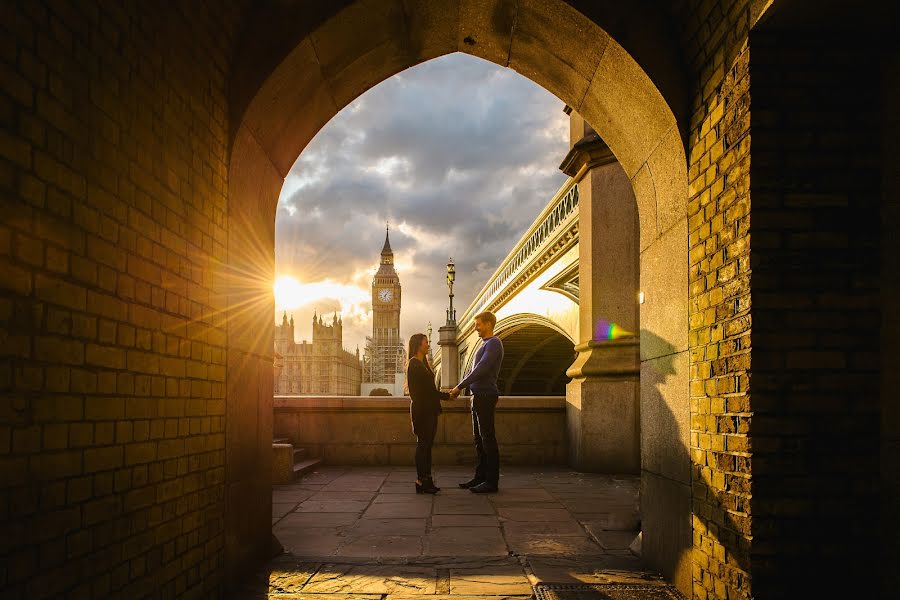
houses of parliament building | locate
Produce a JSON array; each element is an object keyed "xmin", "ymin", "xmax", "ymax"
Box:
[
  {"xmin": 274, "ymin": 312, "xmax": 362, "ymax": 396},
  {"xmin": 273, "ymin": 227, "xmax": 406, "ymax": 397}
]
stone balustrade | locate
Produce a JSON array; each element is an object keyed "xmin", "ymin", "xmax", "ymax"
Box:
[{"xmin": 274, "ymin": 396, "xmax": 567, "ymax": 466}]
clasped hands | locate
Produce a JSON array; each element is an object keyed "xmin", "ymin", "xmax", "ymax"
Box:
[{"xmin": 447, "ymin": 387, "xmax": 462, "ymax": 400}]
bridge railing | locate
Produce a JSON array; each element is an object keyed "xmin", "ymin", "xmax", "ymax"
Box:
[
  {"xmin": 457, "ymin": 178, "xmax": 580, "ymax": 331},
  {"xmin": 273, "ymin": 395, "xmax": 566, "ymax": 465}
]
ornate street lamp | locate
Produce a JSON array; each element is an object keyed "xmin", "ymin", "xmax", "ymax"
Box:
[{"xmin": 446, "ymin": 258, "xmax": 456, "ymax": 325}]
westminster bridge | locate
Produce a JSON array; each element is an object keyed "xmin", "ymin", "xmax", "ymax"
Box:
[{"xmin": 432, "ymin": 180, "xmax": 581, "ymax": 396}]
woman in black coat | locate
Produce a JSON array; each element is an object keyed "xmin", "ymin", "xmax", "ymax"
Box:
[{"xmin": 406, "ymin": 333, "xmax": 453, "ymax": 493}]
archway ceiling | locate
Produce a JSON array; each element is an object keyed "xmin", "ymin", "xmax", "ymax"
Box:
[{"xmin": 230, "ymin": 0, "xmax": 688, "ymax": 179}]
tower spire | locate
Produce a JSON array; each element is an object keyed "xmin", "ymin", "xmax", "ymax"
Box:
[{"xmin": 381, "ymin": 222, "xmax": 392, "ymax": 255}]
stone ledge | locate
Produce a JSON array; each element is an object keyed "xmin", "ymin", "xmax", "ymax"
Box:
[{"xmin": 274, "ymin": 396, "xmax": 566, "ymax": 412}]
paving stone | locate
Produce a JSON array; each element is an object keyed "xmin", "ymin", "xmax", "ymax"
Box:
[
  {"xmin": 487, "ymin": 488, "xmax": 556, "ymax": 503},
  {"xmin": 496, "ymin": 477, "xmax": 542, "ymax": 489},
  {"xmin": 364, "ymin": 501, "xmax": 432, "ymax": 519},
  {"xmin": 275, "ymin": 512, "xmax": 360, "ymax": 529},
  {"xmin": 296, "ymin": 499, "xmax": 370, "ymax": 513},
  {"xmin": 431, "ymin": 514, "xmax": 499, "ymax": 527},
  {"xmin": 433, "ymin": 495, "xmax": 495, "ymax": 515},
  {"xmin": 584, "ymin": 526, "xmax": 639, "ymax": 550},
  {"xmin": 258, "ymin": 468, "xmax": 647, "ymax": 595},
  {"xmin": 388, "ymin": 595, "xmax": 531, "ymax": 599},
  {"xmin": 307, "ymin": 491, "xmax": 377, "ymax": 502},
  {"xmin": 504, "ymin": 533, "xmax": 605, "ymax": 557},
  {"xmin": 349, "ymin": 518, "xmax": 427, "ymax": 536},
  {"xmin": 266, "ymin": 594, "xmax": 382, "ymax": 600},
  {"xmin": 525, "ymin": 557, "xmax": 610, "ymax": 585},
  {"xmin": 502, "ymin": 519, "xmax": 585, "ymax": 537},
  {"xmin": 386, "ymin": 471, "xmax": 420, "ymax": 483},
  {"xmin": 373, "ymin": 493, "xmax": 434, "ymax": 504},
  {"xmin": 274, "ymin": 529, "xmax": 345, "ymax": 557},
  {"xmin": 272, "ymin": 488, "xmax": 317, "ymax": 503},
  {"xmin": 381, "ymin": 482, "xmax": 415, "ymax": 493},
  {"xmin": 424, "ymin": 526, "xmax": 507, "ymax": 556},
  {"xmin": 323, "ymin": 476, "xmax": 388, "ymax": 492},
  {"xmin": 498, "ymin": 507, "xmax": 572, "ymax": 521},
  {"xmin": 336, "ymin": 534, "xmax": 423, "ymax": 558},
  {"xmin": 303, "ymin": 564, "xmax": 437, "ymax": 594},
  {"xmin": 449, "ymin": 565, "xmax": 533, "ymax": 595},
  {"xmin": 266, "ymin": 562, "xmax": 321, "ymax": 593},
  {"xmin": 299, "ymin": 468, "xmax": 348, "ymax": 484},
  {"xmin": 273, "ymin": 502, "xmax": 299, "ymax": 519},
  {"xmin": 576, "ymin": 510, "xmax": 640, "ymax": 530},
  {"xmin": 428, "ymin": 487, "xmax": 472, "ymax": 497}
]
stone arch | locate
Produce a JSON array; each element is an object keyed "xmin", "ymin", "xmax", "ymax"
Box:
[
  {"xmin": 226, "ymin": 0, "xmax": 690, "ymax": 592},
  {"xmin": 496, "ymin": 316, "xmax": 576, "ymax": 396},
  {"xmin": 461, "ymin": 313, "xmax": 575, "ymax": 381}
]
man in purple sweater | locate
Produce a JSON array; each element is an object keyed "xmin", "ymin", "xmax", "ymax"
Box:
[{"xmin": 452, "ymin": 311, "xmax": 504, "ymax": 493}]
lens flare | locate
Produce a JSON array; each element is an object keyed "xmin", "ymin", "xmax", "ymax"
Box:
[{"xmin": 595, "ymin": 318, "xmax": 633, "ymax": 340}]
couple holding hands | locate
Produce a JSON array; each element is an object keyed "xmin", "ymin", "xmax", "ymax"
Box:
[{"xmin": 405, "ymin": 311, "xmax": 504, "ymax": 495}]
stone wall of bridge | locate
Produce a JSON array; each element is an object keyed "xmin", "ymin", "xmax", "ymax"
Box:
[{"xmin": 273, "ymin": 396, "xmax": 567, "ymax": 466}]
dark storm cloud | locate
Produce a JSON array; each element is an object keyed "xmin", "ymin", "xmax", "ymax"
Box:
[{"xmin": 275, "ymin": 53, "xmax": 569, "ymax": 348}]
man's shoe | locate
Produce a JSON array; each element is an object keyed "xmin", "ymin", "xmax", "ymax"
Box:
[
  {"xmin": 469, "ymin": 482, "xmax": 498, "ymax": 494},
  {"xmin": 458, "ymin": 478, "xmax": 484, "ymax": 489}
]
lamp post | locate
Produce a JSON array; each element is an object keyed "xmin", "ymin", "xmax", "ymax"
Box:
[
  {"xmin": 446, "ymin": 258, "xmax": 456, "ymax": 325},
  {"xmin": 438, "ymin": 258, "xmax": 459, "ymax": 389}
]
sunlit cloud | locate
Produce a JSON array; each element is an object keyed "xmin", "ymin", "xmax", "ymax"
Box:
[
  {"xmin": 274, "ymin": 276, "xmax": 370, "ymax": 321},
  {"xmin": 274, "ymin": 53, "xmax": 569, "ymax": 350}
]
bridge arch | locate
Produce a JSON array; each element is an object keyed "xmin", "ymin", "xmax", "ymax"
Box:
[
  {"xmin": 463, "ymin": 314, "xmax": 576, "ymax": 396},
  {"xmin": 226, "ymin": 0, "xmax": 691, "ymax": 592}
]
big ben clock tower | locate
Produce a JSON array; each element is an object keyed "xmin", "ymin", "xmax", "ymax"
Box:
[
  {"xmin": 362, "ymin": 225, "xmax": 405, "ymax": 394},
  {"xmin": 372, "ymin": 226, "xmax": 401, "ymax": 335}
]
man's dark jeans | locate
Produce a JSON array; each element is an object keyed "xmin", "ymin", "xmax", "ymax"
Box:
[{"xmin": 472, "ymin": 394, "xmax": 499, "ymax": 485}]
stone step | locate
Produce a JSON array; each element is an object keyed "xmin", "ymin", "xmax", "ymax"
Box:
[{"xmin": 293, "ymin": 457, "xmax": 323, "ymax": 476}]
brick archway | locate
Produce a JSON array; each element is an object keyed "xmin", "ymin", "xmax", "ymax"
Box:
[{"xmin": 226, "ymin": 0, "xmax": 692, "ymax": 593}]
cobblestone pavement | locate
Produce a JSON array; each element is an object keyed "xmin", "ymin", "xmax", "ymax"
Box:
[{"xmin": 231, "ymin": 466, "xmax": 671, "ymax": 599}]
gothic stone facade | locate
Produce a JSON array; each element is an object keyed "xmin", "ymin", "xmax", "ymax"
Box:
[{"xmin": 274, "ymin": 312, "xmax": 361, "ymax": 396}]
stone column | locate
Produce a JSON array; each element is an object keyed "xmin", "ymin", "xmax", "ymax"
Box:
[
  {"xmin": 562, "ymin": 136, "xmax": 640, "ymax": 473},
  {"xmin": 438, "ymin": 324, "xmax": 459, "ymax": 390}
]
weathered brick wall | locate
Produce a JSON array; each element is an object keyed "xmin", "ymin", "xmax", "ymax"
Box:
[
  {"xmin": 671, "ymin": 0, "xmax": 754, "ymax": 597},
  {"xmin": 748, "ymin": 30, "xmax": 882, "ymax": 595},
  {"xmin": 0, "ymin": 2, "xmax": 239, "ymax": 597}
]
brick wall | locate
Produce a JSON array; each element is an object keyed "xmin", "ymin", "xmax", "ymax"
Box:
[
  {"xmin": 672, "ymin": 0, "xmax": 754, "ymax": 597},
  {"xmin": 0, "ymin": 2, "xmax": 239, "ymax": 597},
  {"xmin": 748, "ymin": 30, "xmax": 882, "ymax": 595}
]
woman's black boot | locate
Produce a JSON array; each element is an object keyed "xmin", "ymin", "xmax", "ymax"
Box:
[{"xmin": 415, "ymin": 477, "xmax": 439, "ymax": 494}]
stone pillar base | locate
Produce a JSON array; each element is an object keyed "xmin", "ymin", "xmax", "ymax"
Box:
[
  {"xmin": 566, "ymin": 338, "xmax": 640, "ymax": 473},
  {"xmin": 438, "ymin": 324, "xmax": 459, "ymax": 389},
  {"xmin": 272, "ymin": 443, "xmax": 294, "ymax": 484}
]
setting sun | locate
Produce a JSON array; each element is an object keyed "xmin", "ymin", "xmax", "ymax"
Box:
[{"xmin": 274, "ymin": 275, "xmax": 370, "ymax": 320}]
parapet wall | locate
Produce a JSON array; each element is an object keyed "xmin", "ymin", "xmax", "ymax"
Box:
[{"xmin": 274, "ymin": 396, "xmax": 567, "ymax": 466}]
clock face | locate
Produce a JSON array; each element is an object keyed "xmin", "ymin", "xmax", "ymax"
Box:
[{"xmin": 378, "ymin": 288, "xmax": 393, "ymax": 303}]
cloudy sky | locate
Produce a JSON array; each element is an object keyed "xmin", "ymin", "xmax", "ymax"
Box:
[{"xmin": 274, "ymin": 53, "xmax": 570, "ymax": 352}]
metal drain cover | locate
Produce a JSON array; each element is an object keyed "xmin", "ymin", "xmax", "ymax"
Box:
[{"xmin": 534, "ymin": 583, "xmax": 683, "ymax": 600}]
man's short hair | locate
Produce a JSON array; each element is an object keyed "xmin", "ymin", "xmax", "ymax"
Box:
[{"xmin": 474, "ymin": 311, "xmax": 496, "ymax": 327}]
